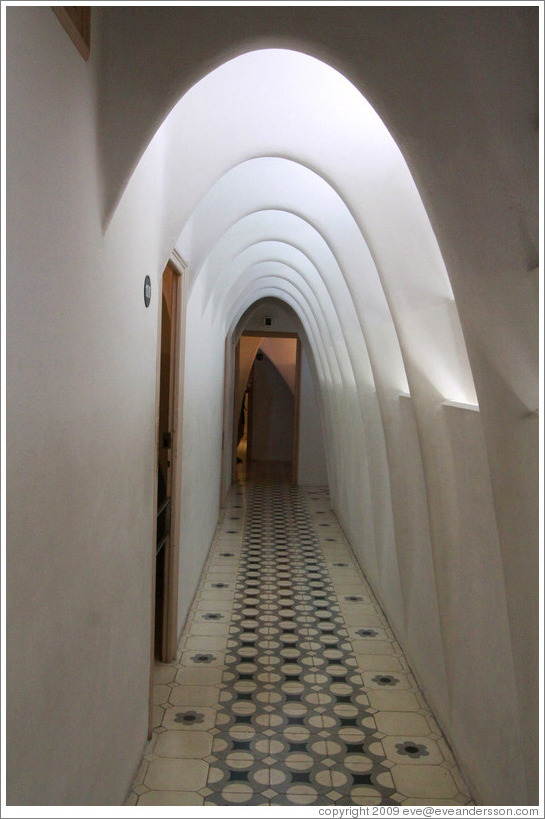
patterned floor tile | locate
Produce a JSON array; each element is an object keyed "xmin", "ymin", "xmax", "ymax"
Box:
[
  {"xmin": 154, "ymin": 729, "xmax": 213, "ymax": 758},
  {"xmin": 127, "ymin": 474, "xmax": 472, "ymax": 806},
  {"xmin": 138, "ymin": 790, "xmax": 204, "ymax": 805},
  {"xmin": 374, "ymin": 712, "xmax": 433, "ymax": 736},
  {"xmin": 174, "ymin": 666, "xmax": 223, "ymax": 686},
  {"xmin": 162, "ymin": 705, "xmax": 216, "ymax": 731},
  {"xmin": 143, "ymin": 757, "xmax": 209, "ymax": 790},
  {"xmin": 391, "ymin": 764, "xmax": 459, "ymax": 799},
  {"xmin": 168, "ymin": 684, "xmax": 221, "ymax": 707}
]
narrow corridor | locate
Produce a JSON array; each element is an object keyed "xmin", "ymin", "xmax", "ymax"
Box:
[{"xmin": 127, "ymin": 472, "xmax": 474, "ymax": 807}]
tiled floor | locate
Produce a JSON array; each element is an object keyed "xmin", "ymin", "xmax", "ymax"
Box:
[{"xmin": 126, "ymin": 473, "xmax": 474, "ymax": 806}]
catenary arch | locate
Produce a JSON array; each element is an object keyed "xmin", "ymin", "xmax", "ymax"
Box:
[
  {"xmin": 180, "ymin": 157, "xmax": 389, "ymax": 316},
  {"xmin": 221, "ymin": 266, "xmax": 402, "ymax": 602},
  {"xmin": 223, "ymin": 265, "xmax": 354, "ymax": 388},
  {"xmin": 222, "ymin": 270, "xmax": 444, "ymax": 673},
  {"xmin": 186, "ymin": 170, "xmax": 433, "ymax": 600},
  {"xmin": 209, "ymin": 239, "xmax": 402, "ymax": 482},
  {"xmin": 226, "ymin": 278, "xmax": 357, "ymax": 480},
  {"xmin": 195, "ymin": 209, "xmax": 407, "ymax": 514},
  {"xmin": 150, "ymin": 47, "xmax": 476, "ymax": 646},
  {"xmin": 110, "ymin": 48, "xmax": 477, "ymax": 408},
  {"xmin": 100, "ymin": 7, "xmax": 437, "ymax": 221},
  {"xmin": 144, "ymin": 47, "xmax": 492, "ymax": 728},
  {"xmin": 176, "ymin": 154, "xmax": 471, "ymax": 404},
  {"xmin": 194, "ymin": 206, "xmax": 409, "ymax": 397},
  {"xmin": 183, "ymin": 159, "xmax": 392, "ymax": 327},
  {"xmin": 100, "ymin": 34, "xmax": 533, "ymax": 808},
  {"xmin": 185, "ymin": 178, "xmax": 412, "ymax": 463},
  {"xmin": 225, "ymin": 280, "xmax": 405, "ymax": 614},
  {"xmin": 188, "ymin": 200, "xmax": 415, "ymax": 560},
  {"xmin": 226, "ymin": 285, "xmax": 342, "ymax": 501},
  {"xmin": 191, "ymin": 232, "xmax": 438, "ymax": 639},
  {"xmin": 205, "ymin": 239, "xmax": 367, "ymax": 379},
  {"xmin": 179, "ymin": 158, "xmax": 410, "ymax": 405}
]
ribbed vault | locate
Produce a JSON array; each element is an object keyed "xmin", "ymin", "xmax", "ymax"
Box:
[{"xmin": 114, "ymin": 46, "xmax": 523, "ymax": 804}]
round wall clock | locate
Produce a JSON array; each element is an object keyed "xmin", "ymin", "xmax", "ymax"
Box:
[{"xmin": 144, "ymin": 275, "xmax": 151, "ymax": 307}]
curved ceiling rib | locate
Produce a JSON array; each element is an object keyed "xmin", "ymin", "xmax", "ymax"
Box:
[
  {"xmin": 180, "ymin": 159, "xmax": 410, "ymax": 394},
  {"xmin": 179, "ymin": 158, "xmax": 394, "ymax": 325},
  {"xmin": 93, "ymin": 28, "xmax": 535, "ymax": 806},
  {"xmin": 113, "ymin": 45, "xmax": 483, "ymax": 620},
  {"xmin": 140, "ymin": 49, "xmax": 475, "ymax": 404},
  {"xmin": 107, "ymin": 48, "xmax": 476, "ymax": 405}
]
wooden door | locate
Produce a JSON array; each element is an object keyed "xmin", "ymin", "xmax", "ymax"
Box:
[
  {"xmin": 149, "ymin": 258, "xmax": 186, "ymax": 736},
  {"xmin": 154, "ymin": 264, "xmax": 178, "ymax": 660}
]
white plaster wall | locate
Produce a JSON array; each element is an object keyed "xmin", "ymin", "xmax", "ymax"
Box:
[
  {"xmin": 176, "ymin": 274, "xmax": 225, "ymax": 631},
  {"xmin": 436, "ymin": 404, "xmax": 524, "ymax": 798},
  {"xmin": 6, "ymin": 7, "xmax": 161, "ymax": 805},
  {"xmin": 297, "ymin": 351, "xmax": 328, "ymax": 486}
]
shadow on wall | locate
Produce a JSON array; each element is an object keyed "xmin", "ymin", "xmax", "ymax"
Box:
[{"xmin": 249, "ymin": 350, "xmax": 295, "ymax": 463}]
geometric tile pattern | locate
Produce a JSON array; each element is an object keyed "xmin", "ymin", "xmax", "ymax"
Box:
[
  {"xmin": 126, "ymin": 474, "xmax": 474, "ymax": 806},
  {"xmin": 205, "ymin": 481, "xmax": 397, "ymax": 805}
]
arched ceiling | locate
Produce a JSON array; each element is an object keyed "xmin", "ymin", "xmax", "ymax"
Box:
[
  {"xmin": 153, "ymin": 49, "xmax": 477, "ymax": 407},
  {"xmin": 110, "ymin": 47, "xmax": 480, "ymax": 410}
]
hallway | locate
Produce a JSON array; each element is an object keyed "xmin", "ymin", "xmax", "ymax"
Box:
[
  {"xmin": 127, "ymin": 472, "xmax": 473, "ymax": 807},
  {"xmin": 6, "ymin": 8, "xmax": 538, "ymax": 808}
]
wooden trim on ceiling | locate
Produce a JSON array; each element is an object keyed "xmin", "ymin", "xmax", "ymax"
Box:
[{"xmin": 52, "ymin": 7, "xmax": 91, "ymax": 61}]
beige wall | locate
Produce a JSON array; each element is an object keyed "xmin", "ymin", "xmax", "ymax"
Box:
[
  {"xmin": 237, "ymin": 301, "xmax": 329, "ymax": 486},
  {"xmin": 250, "ymin": 349, "xmax": 295, "ymax": 463}
]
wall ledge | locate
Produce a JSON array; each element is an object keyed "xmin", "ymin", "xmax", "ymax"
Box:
[{"xmin": 442, "ymin": 399, "xmax": 480, "ymax": 412}]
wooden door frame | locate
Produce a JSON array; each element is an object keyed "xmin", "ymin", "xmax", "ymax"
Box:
[
  {"xmin": 219, "ymin": 334, "xmax": 233, "ymax": 506},
  {"xmin": 148, "ymin": 252, "xmax": 187, "ymax": 738},
  {"xmin": 231, "ymin": 338, "xmax": 241, "ymax": 484},
  {"xmin": 235, "ymin": 331, "xmax": 301, "ymax": 484}
]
